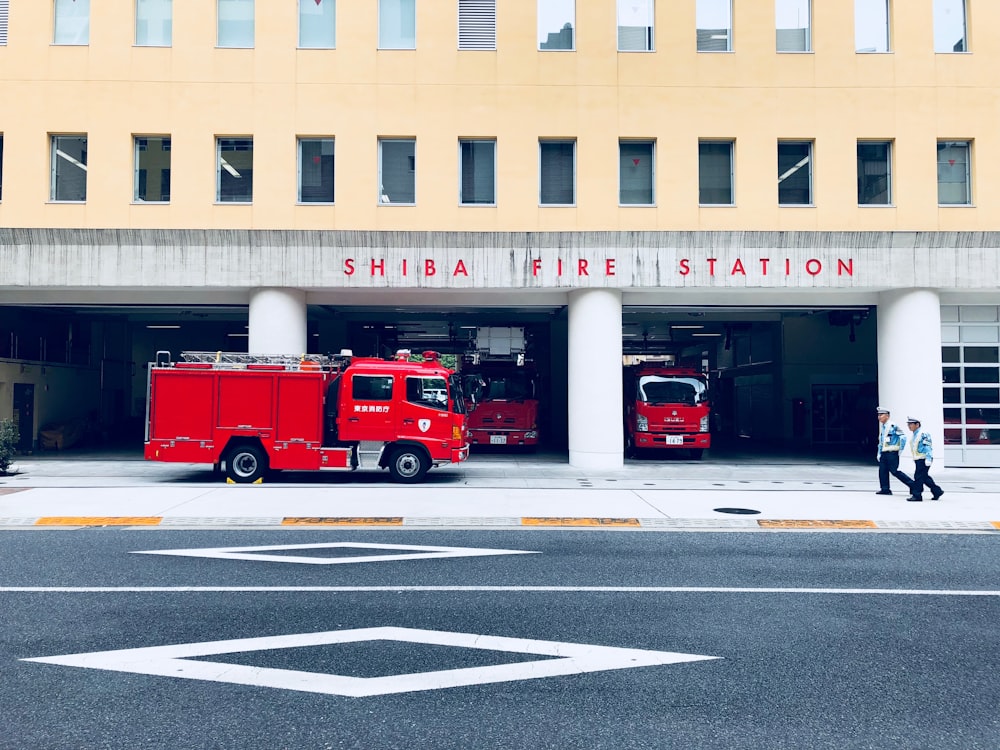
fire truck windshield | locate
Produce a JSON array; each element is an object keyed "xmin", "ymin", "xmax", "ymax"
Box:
[
  {"xmin": 484, "ymin": 372, "xmax": 535, "ymax": 401},
  {"xmin": 638, "ymin": 375, "xmax": 706, "ymax": 406}
]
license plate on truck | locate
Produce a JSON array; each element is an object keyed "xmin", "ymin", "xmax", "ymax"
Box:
[
  {"xmin": 664, "ymin": 436, "xmax": 684, "ymax": 445},
  {"xmin": 490, "ymin": 435, "xmax": 508, "ymax": 445}
]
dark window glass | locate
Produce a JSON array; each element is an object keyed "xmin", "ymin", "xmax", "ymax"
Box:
[
  {"xmin": 778, "ymin": 141, "xmax": 811, "ymax": 205},
  {"xmin": 857, "ymin": 141, "xmax": 891, "ymax": 205},
  {"xmin": 352, "ymin": 375, "xmax": 394, "ymax": 401}
]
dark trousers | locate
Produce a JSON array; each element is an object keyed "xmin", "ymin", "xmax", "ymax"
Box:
[
  {"xmin": 910, "ymin": 459, "xmax": 942, "ymax": 499},
  {"xmin": 879, "ymin": 451, "xmax": 912, "ymax": 492}
]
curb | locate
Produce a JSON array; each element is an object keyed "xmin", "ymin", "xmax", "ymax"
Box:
[{"xmin": 1, "ymin": 516, "xmax": 998, "ymax": 532}]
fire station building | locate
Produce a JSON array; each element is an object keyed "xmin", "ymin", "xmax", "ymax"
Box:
[{"xmin": 1, "ymin": 1, "xmax": 999, "ymax": 469}]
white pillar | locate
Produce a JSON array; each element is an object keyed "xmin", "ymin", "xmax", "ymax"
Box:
[
  {"xmin": 568, "ymin": 288, "xmax": 623, "ymax": 469},
  {"xmin": 877, "ymin": 289, "xmax": 945, "ymax": 468},
  {"xmin": 248, "ymin": 288, "xmax": 307, "ymax": 355}
]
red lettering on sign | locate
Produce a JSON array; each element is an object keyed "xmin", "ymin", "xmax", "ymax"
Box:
[
  {"xmin": 707, "ymin": 258, "xmax": 717, "ymax": 275},
  {"xmin": 402, "ymin": 258, "xmax": 408, "ymax": 276},
  {"xmin": 679, "ymin": 259, "xmax": 691, "ymax": 276},
  {"xmin": 578, "ymin": 259, "xmax": 589, "ymax": 276},
  {"xmin": 344, "ymin": 258, "xmax": 355, "ymax": 276},
  {"xmin": 425, "ymin": 259, "xmax": 437, "ymax": 276},
  {"xmin": 759, "ymin": 258, "xmax": 769, "ymax": 275},
  {"xmin": 532, "ymin": 258, "xmax": 542, "ymax": 277},
  {"xmin": 731, "ymin": 259, "xmax": 746, "ymax": 276},
  {"xmin": 453, "ymin": 259, "xmax": 469, "ymax": 277},
  {"xmin": 605, "ymin": 258, "xmax": 616, "ymax": 276},
  {"xmin": 837, "ymin": 258, "xmax": 854, "ymax": 276},
  {"xmin": 558, "ymin": 259, "xmax": 564, "ymax": 276},
  {"xmin": 371, "ymin": 259, "xmax": 385, "ymax": 276},
  {"xmin": 785, "ymin": 258, "xmax": 791, "ymax": 275},
  {"xmin": 805, "ymin": 259, "xmax": 822, "ymax": 276}
]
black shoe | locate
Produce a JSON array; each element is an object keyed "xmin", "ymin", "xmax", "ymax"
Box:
[
  {"xmin": 875, "ymin": 490, "xmax": 892, "ymax": 495},
  {"xmin": 932, "ymin": 491, "xmax": 944, "ymax": 500},
  {"xmin": 906, "ymin": 496, "xmax": 923, "ymax": 502}
]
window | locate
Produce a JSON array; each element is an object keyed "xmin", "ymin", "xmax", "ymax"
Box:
[
  {"xmin": 458, "ymin": 0, "xmax": 495, "ymax": 50},
  {"xmin": 697, "ymin": 0, "xmax": 731, "ymax": 52},
  {"xmin": 50, "ymin": 135, "xmax": 88, "ymax": 202},
  {"xmin": 54, "ymin": 0, "xmax": 89, "ymax": 45},
  {"xmin": 134, "ymin": 136, "xmax": 171, "ymax": 202},
  {"xmin": 379, "ymin": 138, "xmax": 415, "ymax": 204},
  {"xmin": 218, "ymin": 0, "xmax": 254, "ymax": 48},
  {"xmin": 217, "ymin": 137, "xmax": 253, "ymax": 203},
  {"xmin": 619, "ymin": 140, "xmax": 654, "ymax": 205},
  {"xmin": 352, "ymin": 375, "xmax": 394, "ymax": 401},
  {"xmin": 299, "ymin": 0, "xmax": 335, "ymax": 49},
  {"xmin": 136, "ymin": 0, "xmax": 172, "ymax": 46},
  {"xmin": 459, "ymin": 139, "xmax": 496, "ymax": 205},
  {"xmin": 538, "ymin": 0, "xmax": 574, "ymax": 50},
  {"xmin": 379, "ymin": 0, "xmax": 415, "ymax": 49},
  {"xmin": 699, "ymin": 141, "xmax": 734, "ymax": 205},
  {"xmin": 406, "ymin": 376, "xmax": 449, "ymax": 410},
  {"xmin": 857, "ymin": 140, "xmax": 891, "ymax": 205},
  {"xmin": 298, "ymin": 137, "xmax": 335, "ymax": 203},
  {"xmin": 938, "ymin": 141, "xmax": 971, "ymax": 205},
  {"xmin": 777, "ymin": 141, "xmax": 812, "ymax": 205},
  {"xmin": 776, "ymin": 0, "xmax": 810, "ymax": 52},
  {"xmin": 618, "ymin": 0, "xmax": 653, "ymax": 52},
  {"xmin": 539, "ymin": 140, "xmax": 575, "ymax": 205},
  {"xmin": 934, "ymin": 0, "xmax": 966, "ymax": 52},
  {"xmin": 855, "ymin": 0, "xmax": 889, "ymax": 53},
  {"xmin": 0, "ymin": 0, "xmax": 9, "ymax": 45}
]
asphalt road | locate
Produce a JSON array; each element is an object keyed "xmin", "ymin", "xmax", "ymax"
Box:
[{"xmin": 2, "ymin": 529, "xmax": 999, "ymax": 750}]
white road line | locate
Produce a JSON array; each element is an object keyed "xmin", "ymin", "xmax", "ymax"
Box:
[{"xmin": 2, "ymin": 586, "xmax": 999, "ymax": 595}]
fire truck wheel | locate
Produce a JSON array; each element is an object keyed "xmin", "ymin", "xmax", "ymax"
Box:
[
  {"xmin": 225, "ymin": 445, "xmax": 267, "ymax": 483},
  {"xmin": 387, "ymin": 446, "xmax": 429, "ymax": 484}
]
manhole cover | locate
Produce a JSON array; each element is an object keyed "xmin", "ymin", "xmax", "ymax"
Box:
[{"xmin": 713, "ymin": 507, "xmax": 761, "ymax": 515}]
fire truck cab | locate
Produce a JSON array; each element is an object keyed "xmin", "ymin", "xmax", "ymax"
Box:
[{"xmin": 144, "ymin": 350, "xmax": 470, "ymax": 483}]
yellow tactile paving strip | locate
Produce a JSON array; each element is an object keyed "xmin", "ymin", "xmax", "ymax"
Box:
[
  {"xmin": 281, "ymin": 517, "xmax": 404, "ymax": 526},
  {"xmin": 35, "ymin": 516, "xmax": 163, "ymax": 526},
  {"xmin": 757, "ymin": 519, "xmax": 878, "ymax": 529}
]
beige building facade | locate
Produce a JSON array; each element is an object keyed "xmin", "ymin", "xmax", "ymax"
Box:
[{"xmin": 1, "ymin": 1, "xmax": 999, "ymax": 468}]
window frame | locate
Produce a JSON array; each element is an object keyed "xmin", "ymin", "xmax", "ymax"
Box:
[
  {"xmin": 698, "ymin": 139, "xmax": 735, "ymax": 206},
  {"xmin": 618, "ymin": 139, "xmax": 655, "ymax": 206},
  {"xmin": 696, "ymin": 0, "xmax": 733, "ymax": 53},
  {"xmin": 378, "ymin": 0, "xmax": 416, "ymax": 50},
  {"xmin": 856, "ymin": 139, "xmax": 893, "ymax": 206},
  {"xmin": 133, "ymin": 135, "xmax": 172, "ymax": 203},
  {"xmin": 775, "ymin": 0, "xmax": 811, "ymax": 53},
  {"xmin": 538, "ymin": 139, "xmax": 577, "ymax": 207},
  {"xmin": 378, "ymin": 137, "xmax": 416, "ymax": 205},
  {"xmin": 298, "ymin": 0, "xmax": 336, "ymax": 49},
  {"xmin": 53, "ymin": 0, "xmax": 90, "ymax": 45},
  {"xmin": 135, "ymin": 0, "xmax": 172, "ymax": 47},
  {"xmin": 777, "ymin": 140, "xmax": 814, "ymax": 206},
  {"xmin": 933, "ymin": 0, "xmax": 967, "ymax": 53},
  {"xmin": 855, "ymin": 0, "xmax": 891, "ymax": 54},
  {"xmin": 538, "ymin": 0, "xmax": 575, "ymax": 51},
  {"xmin": 617, "ymin": 0, "xmax": 654, "ymax": 53},
  {"xmin": 458, "ymin": 138, "xmax": 497, "ymax": 206},
  {"xmin": 297, "ymin": 137, "xmax": 336, "ymax": 204},
  {"xmin": 937, "ymin": 140, "xmax": 972, "ymax": 207},
  {"xmin": 217, "ymin": 0, "xmax": 254, "ymax": 49},
  {"xmin": 50, "ymin": 134, "xmax": 88, "ymax": 203},
  {"xmin": 216, "ymin": 136, "xmax": 254, "ymax": 204}
]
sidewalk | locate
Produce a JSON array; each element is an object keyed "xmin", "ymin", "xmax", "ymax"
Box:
[{"xmin": 1, "ymin": 450, "xmax": 998, "ymax": 531}]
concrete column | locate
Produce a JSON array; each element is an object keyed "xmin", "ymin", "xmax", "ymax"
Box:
[
  {"xmin": 248, "ymin": 288, "xmax": 307, "ymax": 355},
  {"xmin": 877, "ymin": 289, "xmax": 945, "ymax": 468},
  {"xmin": 567, "ymin": 288, "xmax": 623, "ymax": 469}
]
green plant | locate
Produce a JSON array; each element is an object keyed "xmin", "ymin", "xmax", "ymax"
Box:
[{"xmin": 0, "ymin": 419, "xmax": 18, "ymax": 475}]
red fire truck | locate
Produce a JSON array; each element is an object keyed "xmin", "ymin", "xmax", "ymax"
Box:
[
  {"xmin": 461, "ymin": 327, "xmax": 540, "ymax": 449},
  {"xmin": 623, "ymin": 362, "xmax": 711, "ymax": 459},
  {"xmin": 144, "ymin": 350, "xmax": 470, "ymax": 483}
]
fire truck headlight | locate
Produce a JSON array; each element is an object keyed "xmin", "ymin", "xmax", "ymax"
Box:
[
  {"xmin": 637, "ymin": 415, "xmax": 648, "ymax": 432},
  {"xmin": 700, "ymin": 415, "xmax": 709, "ymax": 432}
]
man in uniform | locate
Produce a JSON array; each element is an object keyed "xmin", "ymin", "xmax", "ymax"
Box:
[
  {"xmin": 875, "ymin": 406, "xmax": 912, "ymax": 496},
  {"xmin": 904, "ymin": 416, "xmax": 944, "ymax": 502}
]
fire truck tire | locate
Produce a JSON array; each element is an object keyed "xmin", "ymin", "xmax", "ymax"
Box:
[
  {"xmin": 225, "ymin": 444, "xmax": 267, "ymax": 483},
  {"xmin": 387, "ymin": 446, "xmax": 430, "ymax": 484}
]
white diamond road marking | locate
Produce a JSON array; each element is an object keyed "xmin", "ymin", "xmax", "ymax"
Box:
[
  {"xmin": 130, "ymin": 542, "xmax": 540, "ymax": 565},
  {"xmin": 22, "ymin": 627, "xmax": 719, "ymax": 697}
]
